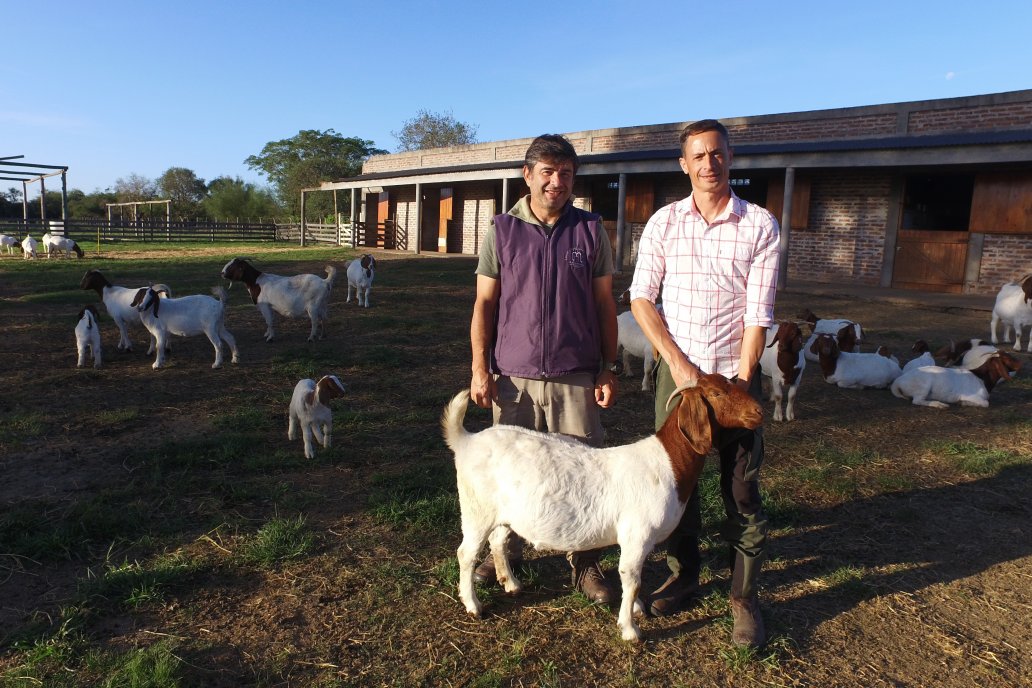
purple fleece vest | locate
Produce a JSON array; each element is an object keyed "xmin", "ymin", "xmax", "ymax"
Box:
[{"xmin": 492, "ymin": 206, "xmax": 603, "ymax": 378}]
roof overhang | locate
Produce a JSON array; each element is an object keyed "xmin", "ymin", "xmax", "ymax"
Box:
[{"xmin": 309, "ymin": 129, "xmax": 1032, "ymax": 191}]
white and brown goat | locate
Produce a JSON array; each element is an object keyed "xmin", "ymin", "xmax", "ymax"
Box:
[
  {"xmin": 75, "ymin": 304, "xmax": 102, "ymax": 369},
  {"xmin": 288, "ymin": 375, "xmax": 348, "ymax": 458},
  {"xmin": 990, "ymin": 274, "xmax": 1032, "ymax": 352},
  {"xmin": 131, "ymin": 286, "xmax": 239, "ymax": 369},
  {"xmin": 442, "ymin": 373, "xmax": 764, "ymax": 642},
  {"xmin": 80, "ymin": 269, "xmax": 169, "ymax": 353},
  {"xmin": 810, "ymin": 333, "xmax": 902, "ymax": 389},
  {"xmin": 800, "ymin": 308, "xmax": 863, "ymax": 362},
  {"xmin": 759, "ymin": 321, "xmax": 806, "ymax": 421},
  {"xmin": 891, "ymin": 351, "xmax": 1021, "ymax": 408},
  {"xmin": 346, "ymin": 254, "xmax": 376, "ymax": 308},
  {"xmin": 221, "ymin": 257, "xmax": 337, "ymax": 342}
]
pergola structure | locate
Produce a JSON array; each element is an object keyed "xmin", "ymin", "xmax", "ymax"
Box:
[{"xmin": 0, "ymin": 154, "xmax": 70, "ymax": 222}]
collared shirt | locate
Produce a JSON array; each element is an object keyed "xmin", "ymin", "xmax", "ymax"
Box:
[
  {"xmin": 475, "ymin": 196, "xmax": 614, "ymax": 278},
  {"xmin": 628, "ymin": 191, "xmax": 780, "ymax": 378}
]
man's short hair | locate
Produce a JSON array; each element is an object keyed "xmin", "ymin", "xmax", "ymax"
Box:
[
  {"xmin": 679, "ymin": 119, "xmax": 730, "ymax": 153},
  {"xmin": 524, "ymin": 134, "xmax": 579, "ymax": 173}
]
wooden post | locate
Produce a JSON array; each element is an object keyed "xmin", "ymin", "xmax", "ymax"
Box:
[
  {"xmin": 300, "ymin": 191, "xmax": 307, "ymax": 247},
  {"xmin": 778, "ymin": 167, "xmax": 795, "ymax": 290},
  {"xmin": 414, "ymin": 182, "xmax": 422, "ymax": 255},
  {"xmin": 615, "ymin": 173, "xmax": 628, "ymax": 274}
]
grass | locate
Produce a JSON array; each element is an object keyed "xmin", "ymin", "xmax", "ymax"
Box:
[
  {"xmin": 927, "ymin": 439, "xmax": 1030, "ymax": 475},
  {"xmin": 238, "ymin": 515, "xmax": 314, "ymax": 566}
]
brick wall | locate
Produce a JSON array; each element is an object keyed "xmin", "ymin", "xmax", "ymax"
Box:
[
  {"xmin": 908, "ymin": 102, "xmax": 1032, "ymax": 134},
  {"xmin": 456, "ymin": 182, "xmax": 496, "ymax": 256},
  {"xmin": 389, "ymin": 187, "xmax": 417, "ymax": 250},
  {"xmin": 975, "ymin": 235, "xmax": 1032, "ymax": 294},
  {"xmin": 787, "ymin": 171, "xmax": 892, "ymax": 285}
]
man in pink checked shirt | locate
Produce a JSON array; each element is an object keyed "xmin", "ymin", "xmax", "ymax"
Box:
[{"xmin": 628, "ymin": 119, "xmax": 780, "ymax": 649}]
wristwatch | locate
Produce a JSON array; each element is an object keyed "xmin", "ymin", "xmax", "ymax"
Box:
[{"xmin": 608, "ymin": 359, "xmax": 624, "ymax": 375}]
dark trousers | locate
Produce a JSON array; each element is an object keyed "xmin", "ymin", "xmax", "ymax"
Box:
[{"xmin": 653, "ymin": 360, "xmax": 768, "ymax": 598}]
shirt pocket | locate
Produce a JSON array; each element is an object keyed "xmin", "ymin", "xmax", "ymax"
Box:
[{"xmin": 712, "ymin": 244, "xmax": 753, "ymax": 292}]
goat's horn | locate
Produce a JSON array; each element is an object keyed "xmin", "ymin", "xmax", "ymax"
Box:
[{"xmin": 665, "ymin": 381, "xmax": 699, "ymax": 411}]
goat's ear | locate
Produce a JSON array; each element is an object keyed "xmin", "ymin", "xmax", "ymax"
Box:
[
  {"xmin": 676, "ymin": 389, "xmax": 712, "ymax": 456},
  {"xmin": 303, "ymin": 390, "xmax": 316, "ymax": 407},
  {"xmin": 130, "ymin": 288, "xmax": 146, "ymax": 307}
]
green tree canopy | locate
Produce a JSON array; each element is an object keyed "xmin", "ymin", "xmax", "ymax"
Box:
[
  {"xmin": 244, "ymin": 129, "xmax": 386, "ymax": 217},
  {"xmin": 203, "ymin": 176, "xmax": 281, "ymax": 221},
  {"xmin": 157, "ymin": 167, "xmax": 207, "ymax": 216},
  {"xmin": 114, "ymin": 173, "xmax": 157, "ymax": 203},
  {"xmin": 392, "ymin": 109, "xmax": 479, "ymax": 152}
]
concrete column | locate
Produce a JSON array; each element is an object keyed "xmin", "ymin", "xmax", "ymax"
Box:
[
  {"xmin": 615, "ymin": 173, "xmax": 628, "ymax": 274},
  {"xmin": 414, "ymin": 183, "xmax": 422, "ymax": 255},
  {"xmin": 501, "ymin": 177, "xmax": 509, "ymax": 215},
  {"xmin": 300, "ymin": 190, "xmax": 306, "ymax": 247},
  {"xmin": 350, "ymin": 188, "xmax": 358, "ymax": 248},
  {"xmin": 777, "ymin": 167, "xmax": 794, "ymax": 289}
]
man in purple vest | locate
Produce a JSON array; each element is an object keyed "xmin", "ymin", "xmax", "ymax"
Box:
[{"xmin": 469, "ymin": 134, "xmax": 621, "ymax": 603}]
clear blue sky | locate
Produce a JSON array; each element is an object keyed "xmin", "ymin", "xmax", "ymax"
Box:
[{"xmin": 4, "ymin": 0, "xmax": 1030, "ymax": 195}]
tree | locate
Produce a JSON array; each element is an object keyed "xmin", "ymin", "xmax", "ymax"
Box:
[
  {"xmin": 114, "ymin": 173, "xmax": 157, "ymax": 203},
  {"xmin": 392, "ymin": 109, "xmax": 479, "ymax": 152},
  {"xmin": 245, "ymin": 129, "xmax": 387, "ymax": 217},
  {"xmin": 157, "ymin": 167, "xmax": 207, "ymax": 216},
  {"xmin": 203, "ymin": 176, "xmax": 282, "ymax": 220}
]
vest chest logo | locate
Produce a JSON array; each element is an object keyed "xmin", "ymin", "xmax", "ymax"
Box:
[{"xmin": 566, "ymin": 247, "xmax": 586, "ymax": 269}]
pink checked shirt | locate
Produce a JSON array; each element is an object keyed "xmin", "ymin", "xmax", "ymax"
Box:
[{"xmin": 628, "ymin": 191, "xmax": 780, "ymax": 378}]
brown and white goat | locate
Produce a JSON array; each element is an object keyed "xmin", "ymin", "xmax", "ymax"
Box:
[
  {"xmin": 990, "ymin": 274, "xmax": 1032, "ymax": 351},
  {"xmin": 75, "ymin": 304, "xmax": 102, "ymax": 369},
  {"xmin": 442, "ymin": 374, "xmax": 764, "ymax": 642},
  {"xmin": 810, "ymin": 333, "xmax": 902, "ymax": 389},
  {"xmin": 759, "ymin": 321, "xmax": 806, "ymax": 421},
  {"xmin": 346, "ymin": 254, "xmax": 376, "ymax": 308},
  {"xmin": 288, "ymin": 375, "xmax": 347, "ymax": 458},
  {"xmin": 800, "ymin": 308, "xmax": 863, "ymax": 362},
  {"xmin": 891, "ymin": 351, "xmax": 1021, "ymax": 408}
]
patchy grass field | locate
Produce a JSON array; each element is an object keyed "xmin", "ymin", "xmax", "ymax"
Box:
[{"xmin": 1, "ymin": 243, "xmax": 1030, "ymax": 687}]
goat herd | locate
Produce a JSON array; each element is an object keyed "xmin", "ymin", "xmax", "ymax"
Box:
[
  {"xmin": 616, "ymin": 275, "xmax": 1032, "ymax": 418},
  {"xmin": 57, "ymin": 253, "xmax": 377, "ymax": 459}
]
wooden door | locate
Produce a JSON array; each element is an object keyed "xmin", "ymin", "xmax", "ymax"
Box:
[
  {"xmin": 891, "ymin": 230, "xmax": 968, "ymax": 293},
  {"xmin": 439, "ymin": 188, "xmax": 453, "ymax": 253},
  {"xmin": 362, "ymin": 195, "xmax": 378, "ymax": 247},
  {"xmin": 376, "ymin": 191, "xmax": 390, "ymax": 248}
]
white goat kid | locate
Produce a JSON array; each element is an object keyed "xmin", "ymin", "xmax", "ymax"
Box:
[
  {"xmin": 132, "ymin": 286, "xmax": 239, "ymax": 369},
  {"xmin": 0, "ymin": 234, "xmax": 17, "ymax": 255},
  {"xmin": 759, "ymin": 321, "xmax": 806, "ymax": 421},
  {"xmin": 287, "ymin": 375, "xmax": 347, "ymax": 458},
  {"xmin": 75, "ymin": 304, "xmax": 102, "ymax": 369},
  {"xmin": 809, "ymin": 334, "xmax": 902, "ymax": 389},
  {"xmin": 41, "ymin": 231, "xmax": 84, "ymax": 259},
  {"xmin": 902, "ymin": 340, "xmax": 937, "ymax": 373},
  {"xmin": 616, "ymin": 308, "xmax": 659, "ymax": 391},
  {"xmin": 891, "ymin": 352, "xmax": 1021, "ymax": 408},
  {"xmin": 80, "ymin": 269, "xmax": 170, "ymax": 353},
  {"xmin": 346, "ymin": 254, "xmax": 376, "ymax": 307},
  {"xmin": 443, "ymin": 374, "xmax": 764, "ymax": 642},
  {"xmin": 21, "ymin": 235, "xmax": 38, "ymax": 259},
  {"xmin": 221, "ymin": 258, "xmax": 337, "ymax": 341},
  {"xmin": 990, "ymin": 275, "xmax": 1032, "ymax": 352}
]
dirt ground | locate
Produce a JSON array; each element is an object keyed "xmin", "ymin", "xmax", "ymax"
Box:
[{"xmin": 1, "ymin": 248, "xmax": 1030, "ymax": 687}]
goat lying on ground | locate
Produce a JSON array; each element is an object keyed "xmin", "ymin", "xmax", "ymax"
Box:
[
  {"xmin": 442, "ymin": 373, "xmax": 764, "ymax": 642},
  {"xmin": 346, "ymin": 254, "xmax": 376, "ymax": 308},
  {"xmin": 221, "ymin": 258, "xmax": 337, "ymax": 341},
  {"xmin": 990, "ymin": 274, "xmax": 1032, "ymax": 352},
  {"xmin": 0, "ymin": 234, "xmax": 17, "ymax": 255},
  {"xmin": 288, "ymin": 375, "xmax": 347, "ymax": 458},
  {"xmin": 617, "ymin": 307, "xmax": 661, "ymax": 391},
  {"xmin": 21, "ymin": 235, "xmax": 37, "ymax": 259},
  {"xmin": 80, "ymin": 269, "xmax": 171, "ymax": 353},
  {"xmin": 936, "ymin": 338, "xmax": 996, "ymax": 369},
  {"xmin": 75, "ymin": 304, "xmax": 102, "ymax": 369},
  {"xmin": 891, "ymin": 351, "xmax": 1021, "ymax": 408},
  {"xmin": 810, "ymin": 333, "xmax": 902, "ymax": 389},
  {"xmin": 132, "ymin": 286, "xmax": 239, "ymax": 369},
  {"xmin": 758, "ymin": 321, "xmax": 806, "ymax": 421},
  {"xmin": 902, "ymin": 340, "xmax": 936, "ymax": 373},
  {"xmin": 41, "ymin": 231, "xmax": 84, "ymax": 258},
  {"xmin": 800, "ymin": 308, "xmax": 863, "ymax": 362}
]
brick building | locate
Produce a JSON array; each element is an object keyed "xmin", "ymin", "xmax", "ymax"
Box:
[{"xmin": 313, "ymin": 89, "xmax": 1032, "ymax": 294}]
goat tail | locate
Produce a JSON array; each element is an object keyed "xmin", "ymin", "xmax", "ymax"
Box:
[
  {"xmin": 324, "ymin": 265, "xmax": 339, "ymax": 290},
  {"xmin": 889, "ymin": 377, "xmax": 905, "ymax": 399},
  {"xmin": 441, "ymin": 390, "xmax": 472, "ymax": 453}
]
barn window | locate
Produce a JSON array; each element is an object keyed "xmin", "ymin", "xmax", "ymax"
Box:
[{"xmin": 901, "ymin": 174, "xmax": 974, "ymax": 231}]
